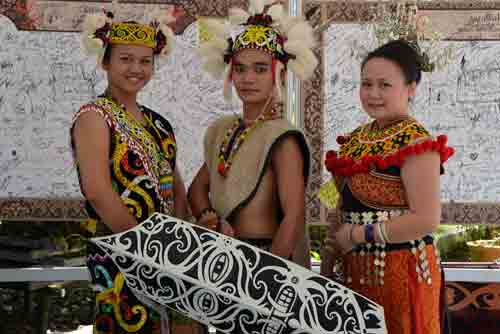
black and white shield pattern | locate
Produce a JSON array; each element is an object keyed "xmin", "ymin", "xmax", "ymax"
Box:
[{"xmin": 90, "ymin": 213, "xmax": 387, "ymax": 334}]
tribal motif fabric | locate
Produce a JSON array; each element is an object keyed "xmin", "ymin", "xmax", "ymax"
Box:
[{"xmin": 72, "ymin": 96, "xmax": 176, "ymax": 236}]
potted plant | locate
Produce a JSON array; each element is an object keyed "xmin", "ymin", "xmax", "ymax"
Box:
[{"xmin": 467, "ymin": 237, "xmax": 500, "ymax": 262}]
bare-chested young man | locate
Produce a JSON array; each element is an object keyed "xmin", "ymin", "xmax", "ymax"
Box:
[{"xmin": 188, "ymin": 0, "xmax": 317, "ymax": 264}]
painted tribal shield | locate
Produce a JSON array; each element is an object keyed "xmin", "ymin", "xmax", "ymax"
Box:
[{"xmin": 89, "ymin": 213, "xmax": 387, "ymax": 334}]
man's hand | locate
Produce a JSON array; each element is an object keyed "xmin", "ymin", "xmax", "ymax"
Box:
[{"xmin": 218, "ymin": 219, "xmax": 235, "ymax": 237}]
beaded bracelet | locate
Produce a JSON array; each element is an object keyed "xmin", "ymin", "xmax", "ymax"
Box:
[
  {"xmin": 380, "ymin": 222, "xmax": 390, "ymax": 243},
  {"xmin": 376, "ymin": 223, "xmax": 387, "ymax": 244},
  {"xmin": 348, "ymin": 225, "xmax": 355, "ymax": 245},
  {"xmin": 197, "ymin": 208, "xmax": 219, "ymax": 230},
  {"xmin": 197, "ymin": 207, "xmax": 217, "ymax": 220},
  {"xmin": 364, "ymin": 224, "xmax": 375, "ymax": 243}
]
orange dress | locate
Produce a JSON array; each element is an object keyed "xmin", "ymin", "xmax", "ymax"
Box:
[{"xmin": 325, "ymin": 118, "xmax": 454, "ymax": 334}]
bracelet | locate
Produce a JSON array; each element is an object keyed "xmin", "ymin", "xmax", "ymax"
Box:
[
  {"xmin": 348, "ymin": 225, "xmax": 356, "ymax": 245},
  {"xmin": 364, "ymin": 224, "xmax": 375, "ymax": 243},
  {"xmin": 197, "ymin": 208, "xmax": 219, "ymax": 231},
  {"xmin": 197, "ymin": 207, "xmax": 217, "ymax": 221},
  {"xmin": 380, "ymin": 222, "xmax": 390, "ymax": 243},
  {"xmin": 376, "ymin": 223, "xmax": 387, "ymax": 244}
]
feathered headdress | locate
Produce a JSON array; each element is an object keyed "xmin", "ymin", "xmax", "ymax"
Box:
[
  {"xmin": 199, "ymin": 0, "xmax": 318, "ymax": 102},
  {"xmin": 81, "ymin": 1, "xmax": 176, "ymax": 64}
]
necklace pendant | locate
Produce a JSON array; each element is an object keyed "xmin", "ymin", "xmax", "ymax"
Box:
[{"xmin": 218, "ymin": 161, "xmax": 227, "ymax": 177}]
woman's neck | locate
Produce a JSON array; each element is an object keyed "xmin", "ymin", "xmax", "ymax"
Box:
[
  {"xmin": 374, "ymin": 115, "xmax": 410, "ymax": 130},
  {"xmin": 105, "ymin": 87, "xmax": 139, "ymax": 113}
]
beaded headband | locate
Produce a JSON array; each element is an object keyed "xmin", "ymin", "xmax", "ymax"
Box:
[{"xmin": 81, "ymin": 3, "xmax": 175, "ymax": 64}]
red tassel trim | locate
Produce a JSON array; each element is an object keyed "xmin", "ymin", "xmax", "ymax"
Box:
[{"xmin": 325, "ymin": 135, "xmax": 455, "ymax": 177}]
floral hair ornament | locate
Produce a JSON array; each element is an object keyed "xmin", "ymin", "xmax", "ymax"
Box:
[
  {"xmin": 373, "ymin": 2, "xmax": 455, "ymax": 73},
  {"xmin": 80, "ymin": 0, "xmax": 176, "ymax": 65},
  {"xmin": 199, "ymin": 0, "xmax": 318, "ymax": 102}
]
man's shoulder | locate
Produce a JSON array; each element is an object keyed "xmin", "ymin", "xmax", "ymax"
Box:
[{"xmin": 260, "ymin": 117, "xmax": 300, "ymax": 133}]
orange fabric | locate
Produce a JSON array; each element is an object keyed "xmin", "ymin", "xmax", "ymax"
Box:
[
  {"xmin": 343, "ymin": 245, "xmax": 442, "ymax": 334},
  {"xmin": 408, "ymin": 255, "xmax": 425, "ymax": 334},
  {"xmin": 348, "ymin": 173, "xmax": 408, "ymax": 209}
]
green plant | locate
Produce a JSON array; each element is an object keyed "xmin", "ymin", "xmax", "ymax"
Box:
[{"xmin": 310, "ymin": 250, "xmax": 321, "ymax": 261}]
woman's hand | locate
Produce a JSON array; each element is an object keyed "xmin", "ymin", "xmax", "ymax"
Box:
[
  {"xmin": 320, "ymin": 243, "xmax": 336, "ymax": 279},
  {"xmin": 331, "ymin": 223, "xmax": 357, "ymax": 255}
]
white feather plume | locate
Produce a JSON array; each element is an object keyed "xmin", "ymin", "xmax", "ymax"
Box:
[
  {"xmin": 203, "ymin": 18, "xmax": 230, "ymax": 39},
  {"xmin": 199, "ymin": 38, "xmax": 229, "ymax": 57},
  {"xmin": 267, "ymin": 4, "xmax": 285, "ymax": 24},
  {"xmin": 80, "ymin": 12, "xmax": 109, "ymax": 57},
  {"xmin": 199, "ymin": 37, "xmax": 229, "ymax": 78},
  {"xmin": 228, "ymin": 8, "xmax": 250, "ymax": 25},
  {"xmin": 249, "ymin": 0, "xmax": 265, "ymax": 15},
  {"xmin": 81, "ymin": 12, "xmax": 107, "ymax": 34},
  {"xmin": 286, "ymin": 49, "xmax": 317, "ymax": 80},
  {"xmin": 111, "ymin": 0, "xmax": 120, "ymax": 17},
  {"xmin": 201, "ymin": 58, "xmax": 226, "ymax": 78},
  {"xmin": 158, "ymin": 23, "xmax": 175, "ymax": 56},
  {"xmin": 154, "ymin": 8, "xmax": 176, "ymax": 26},
  {"xmin": 286, "ymin": 20, "xmax": 316, "ymax": 48}
]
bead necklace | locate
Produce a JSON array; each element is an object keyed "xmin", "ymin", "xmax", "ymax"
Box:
[
  {"xmin": 217, "ymin": 104, "xmax": 282, "ymax": 177},
  {"xmin": 103, "ymin": 93, "xmax": 146, "ymax": 126}
]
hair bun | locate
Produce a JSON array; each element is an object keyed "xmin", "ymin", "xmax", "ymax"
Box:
[{"xmin": 399, "ymin": 39, "xmax": 435, "ymax": 73}]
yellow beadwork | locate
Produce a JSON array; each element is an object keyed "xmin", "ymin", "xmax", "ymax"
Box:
[
  {"xmin": 233, "ymin": 25, "xmax": 278, "ymax": 54},
  {"xmin": 109, "ymin": 22, "xmax": 156, "ymax": 49},
  {"xmin": 339, "ymin": 118, "xmax": 430, "ymax": 160}
]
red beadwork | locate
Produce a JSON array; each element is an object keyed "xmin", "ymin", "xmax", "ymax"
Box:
[
  {"xmin": 218, "ymin": 161, "xmax": 226, "ymax": 176},
  {"xmin": 324, "ymin": 135, "xmax": 454, "ymax": 177}
]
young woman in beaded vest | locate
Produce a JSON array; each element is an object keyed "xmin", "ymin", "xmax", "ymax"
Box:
[
  {"xmin": 71, "ymin": 8, "xmax": 190, "ymax": 334},
  {"xmin": 320, "ymin": 40, "xmax": 454, "ymax": 334}
]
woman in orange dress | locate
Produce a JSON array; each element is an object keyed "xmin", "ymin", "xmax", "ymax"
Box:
[{"xmin": 320, "ymin": 40, "xmax": 454, "ymax": 334}]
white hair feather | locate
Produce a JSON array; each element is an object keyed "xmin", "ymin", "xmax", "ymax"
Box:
[{"xmin": 228, "ymin": 8, "xmax": 250, "ymax": 26}]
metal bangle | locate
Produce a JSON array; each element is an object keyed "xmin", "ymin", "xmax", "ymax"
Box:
[
  {"xmin": 380, "ymin": 222, "xmax": 390, "ymax": 243},
  {"xmin": 349, "ymin": 225, "xmax": 356, "ymax": 245},
  {"xmin": 376, "ymin": 223, "xmax": 387, "ymax": 244}
]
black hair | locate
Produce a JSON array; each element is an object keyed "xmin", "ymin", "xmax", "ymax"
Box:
[
  {"xmin": 102, "ymin": 44, "xmax": 113, "ymax": 65},
  {"xmin": 361, "ymin": 39, "xmax": 422, "ymax": 85}
]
